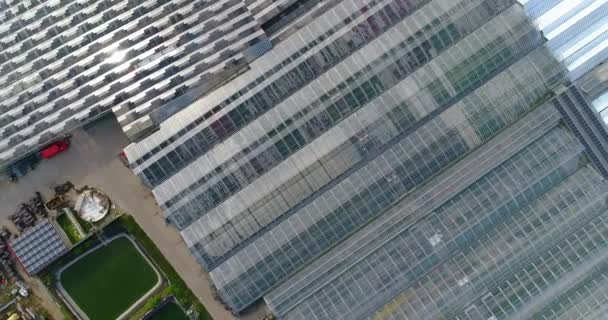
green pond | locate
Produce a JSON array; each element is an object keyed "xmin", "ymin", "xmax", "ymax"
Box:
[
  {"xmin": 148, "ymin": 302, "xmax": 188, "ymax": 320},
  {"xmin": 60, "ymin": 237, "xmax": 158, "ymax": 320}
]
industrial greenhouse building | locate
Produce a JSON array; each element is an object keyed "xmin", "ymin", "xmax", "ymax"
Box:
[
  {"xmin": 123, "ymin": 0, "xmax": 608, "ymax": 317},
  {"xmin": 4, "ymin": 0, "xmax": 608, "ymax": 318}
]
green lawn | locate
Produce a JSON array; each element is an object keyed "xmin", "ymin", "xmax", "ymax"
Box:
[
  {"xmin": 56, "ymin": 214, "xmax": 82, "ymax": 244},
  {"xmin": 148, "ymin": 302, "xmax": 188, "ymax": 320},
  {"xmin": 60, "ymin": 237, "xmax": 158, "ymax": 320}
]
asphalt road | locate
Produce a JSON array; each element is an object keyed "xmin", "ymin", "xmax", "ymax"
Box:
[{"xmin": 0, "ymin": 115, "xmax": 268, "ymax": 320}]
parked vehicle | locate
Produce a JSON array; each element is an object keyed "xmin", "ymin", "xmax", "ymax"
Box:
[{"xmin": 40, "ymin": 140, "xmax": 70, "ymax": 159}]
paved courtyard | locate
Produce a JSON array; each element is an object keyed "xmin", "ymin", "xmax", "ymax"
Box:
[{"xmin": 0, "ymin": 115, "xmax": 268, "ymax": 320}]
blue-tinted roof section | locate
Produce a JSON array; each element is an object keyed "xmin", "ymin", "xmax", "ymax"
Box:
[
  {"xmin": 519, "ymin": 0, "xmax": 608, "ymax": 80},
  {"xmin": 9, "ymin": 220, "xmax": 69, "ymax": 275}
]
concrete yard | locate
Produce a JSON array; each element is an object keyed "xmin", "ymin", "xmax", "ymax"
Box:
[{"xmin": 0, "ymin": 115, "xmax": 268, "ymax": 320}]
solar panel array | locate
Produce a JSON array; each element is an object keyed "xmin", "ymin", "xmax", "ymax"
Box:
[{"xmin": 9, "ymin": 220, "xmax": 69, "ymax": 275}]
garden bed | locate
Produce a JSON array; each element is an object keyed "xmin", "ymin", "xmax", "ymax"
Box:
[{"xmin": 56, "ymin": 213, "xmax": 82, "ymax": 244}]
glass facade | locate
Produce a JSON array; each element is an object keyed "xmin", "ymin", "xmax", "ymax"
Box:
[
  {"xmin": 121, "ymin": 0, "xmax": 608, "ymax": 316},
  {"xmin": 206, "ymin": 41, "xmax": 564, "ymax": 311},
  {"xmin": 266, "ymin": 114, "xmax": 601, "ymax": 319},
  {"xmin": 368, "ymin": 162, "xmax": 608, "ymax": 320},
  {"xmin": 123, "ymin": 0, "xmax": 576, "ymax": 313},
  {"xmin": 130, "ymin": 0, "xmax": 436, "ymax": 188},
  {"xmin": 265, "ymin": 86, "xmax": 608, "ymax": 320}
]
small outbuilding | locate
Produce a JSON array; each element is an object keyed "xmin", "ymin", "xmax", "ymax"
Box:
[{"xmin": 8, "ymin": 220, "xmax": 69, "ymax": 275}]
